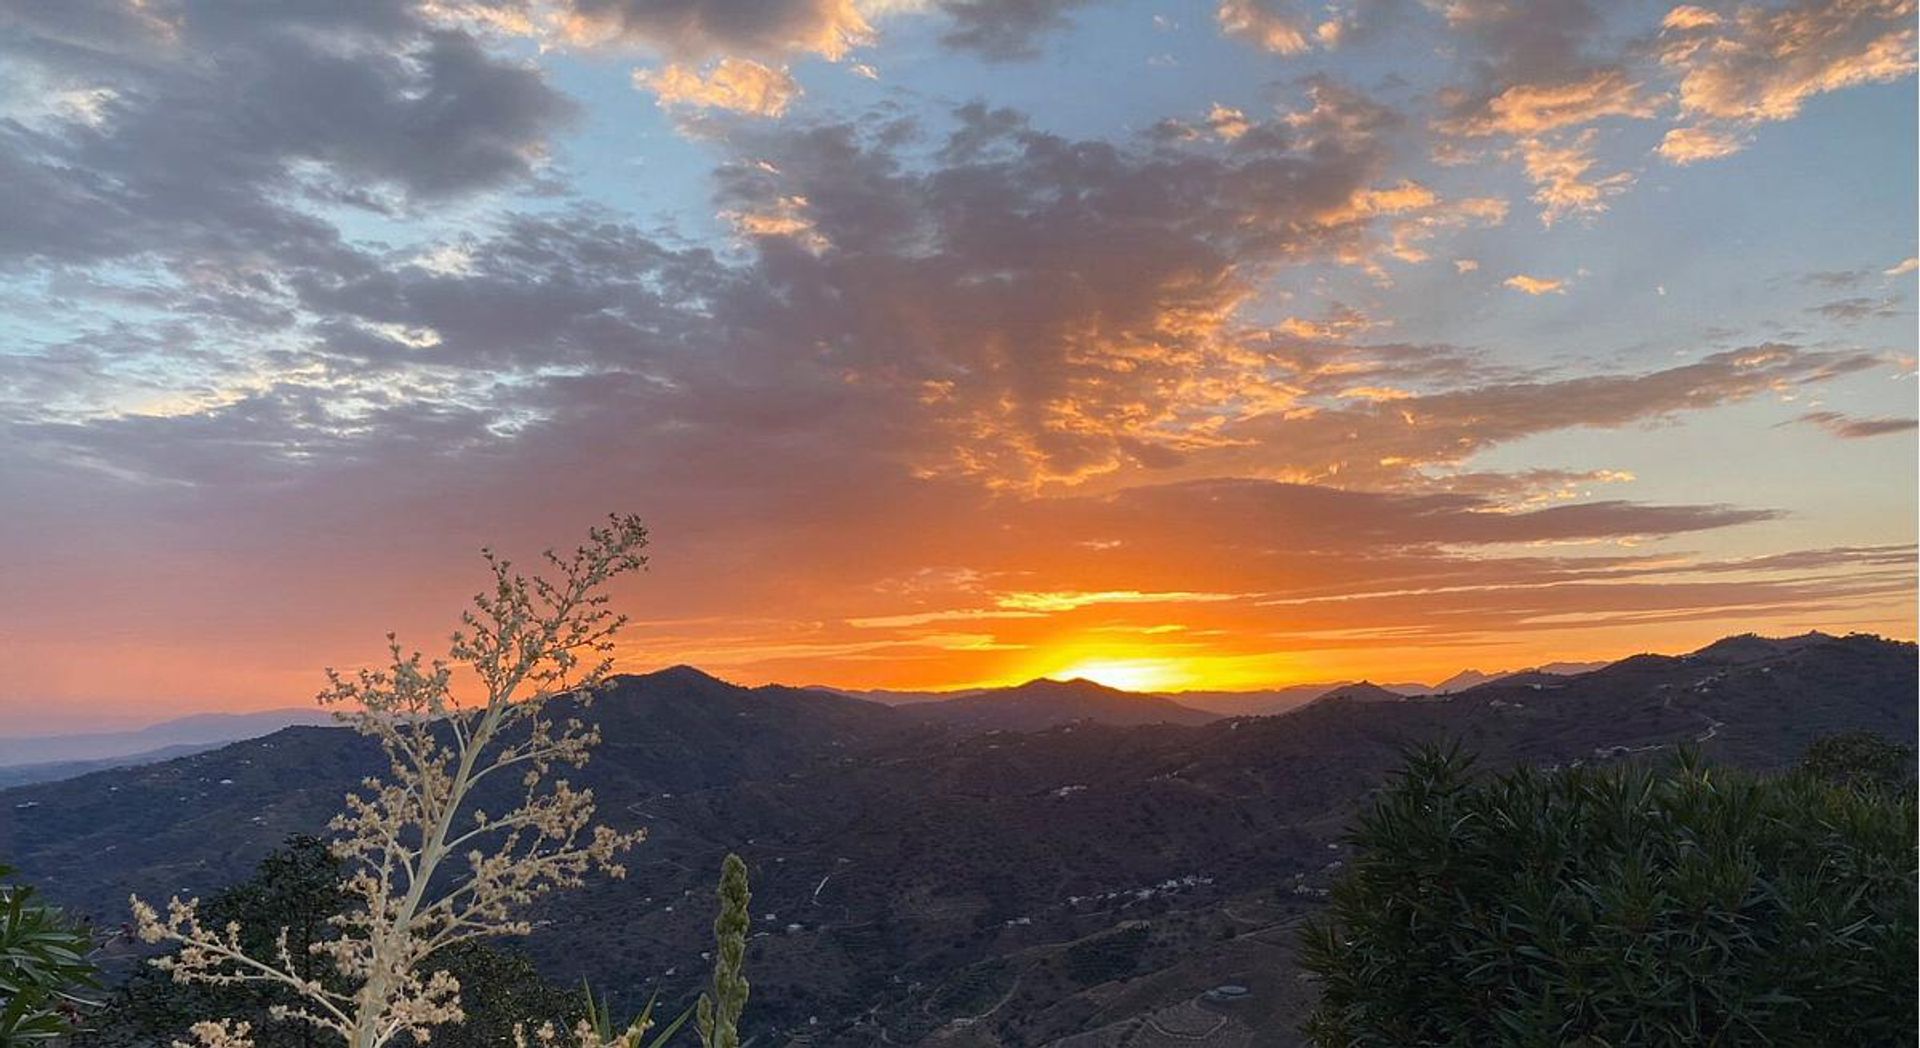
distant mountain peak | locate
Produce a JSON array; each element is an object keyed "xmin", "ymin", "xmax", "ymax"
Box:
[
  {"xmin": 1312, "ymin": 681, "xmax": 1407, "ymax": 706},
  {"xmin": 1690, "ymin": 631, "xmax": 1839, "ymax": 662},
  {"xmin": 899, "ymin": 675, "xmax": 1217, "ymax": 732},
  {"xmin": 1011, "ymin": 676, "xmax": 1128, "ymax": 695},
  {"xmin": 630, "ymin": 664, "xmax": 738, "ymax": 689}
]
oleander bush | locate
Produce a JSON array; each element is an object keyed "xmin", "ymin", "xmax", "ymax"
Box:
[
  {"xmin": 1301, "ymin": 744, "xmax": 1917, "ymax": 1046},
  {"xmin": 0, "ymin": 863, "xmax": 99, "ymax": 1044}
]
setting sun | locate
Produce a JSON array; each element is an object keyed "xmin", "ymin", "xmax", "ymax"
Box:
[
  {"xmin": 0, "ymin": 0, "xmax": 1913, "ymax": 1042},
  {"xmin": 1049, "ymin": 657, "xmax": 1191, "ymax": 693}
]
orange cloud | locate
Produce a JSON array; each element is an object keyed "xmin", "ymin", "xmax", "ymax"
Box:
[
  {"xmin": 1453, "ymin": 69, "xmax": 1658, "ymax": 137},
  {"xmin": 719, "ymin": 194, "xmax": 830, "ymax": 250},
  {"xmin": 1504, "ymin": 274, "xmax": 1568, "ymax": 295},
  {"xmin": 995, "ymin": 589, "xmax": 1249, "ymax": 612},
  {"xmin": 1519, "ymin": 132, "xmax": 1633, "ymax": 226},
  {"xmin": 634, "ymin": 58, "xmax": 800, "ymax": 116},
  {"xmin": 1658, "ymin": 0, "xmax": 1916, "ymax": 161},
  {"xmin": 1216, "ymin": 0, "xmax": 1310, "ymax": 54},
  {"xmin": 1662, "ymin": 5, "xmax": 1723, "ymax": 31},
  {"xmin": 1279, "ymin": 304, "xmax": 1379, "ymax": 342},
  {"xmin": 1667, "ymin": 0, "xmax": 1916, "ymax": 122},
  {"xmin": 1434, "ymin": 64, "xmax": 1652, "ymax": 226},
  {"xmin": 1656, "ymin": 125, "xmax": 1747, "ymax": 164},
  {"xmin": 1206, "ymin": 103, "xmax": 1251, "ymax": 140}
]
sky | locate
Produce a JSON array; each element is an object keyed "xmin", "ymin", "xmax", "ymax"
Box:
[{"xmin": 0, "ymin": 0, "xmax": 1915, "ymax": 731}]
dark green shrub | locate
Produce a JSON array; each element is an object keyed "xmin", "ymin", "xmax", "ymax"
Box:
[
  {"xmin": 1301, "ymin": 747, "xmax": 1917, "ymax": 1046},
  {"xmin": 1798, "ymin": 730, "xmax": 1914, "ymax": 791},
  {"xmin": 0, "ymin": 864, "xmax": 99, "ymax": 1043},
  {"xmin": 79, "ymin": 838, "xmax": 579, "ymax": 1047}
]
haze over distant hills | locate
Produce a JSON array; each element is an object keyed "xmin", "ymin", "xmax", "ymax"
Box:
[
  {"xmin": 827, "ymin": 657, "xmax": 1619, "ymax": 720},
  {"xmin": 0, "ymin": 709, "xmax": 335, "ymax": 782},
  {"xmin": 0, "ymin": 657, "xmax": 1605, "ymax": 787},
  {"xmin": 2, "ymin": 631, "xmax": 1910, "ymax": 1046}
]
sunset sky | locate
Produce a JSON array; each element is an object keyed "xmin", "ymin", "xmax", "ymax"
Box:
[{"xmin": 1, "ymin": 0, "xmax": 1915, "ymax": 731}]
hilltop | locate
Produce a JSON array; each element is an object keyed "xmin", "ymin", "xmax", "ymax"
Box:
[
  {"xmin": 895, "ymin": 676, "xmax": 1220, "ymax": 731},
  {"xmin": 2, "ymin": 632, "xmax": 1912, "ymax": 1046}
]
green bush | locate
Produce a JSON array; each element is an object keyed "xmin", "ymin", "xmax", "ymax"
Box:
[
  {"xmin": 0, "ymin": 864, "xmax": 99, "ymax": 1043},
  {"xmin": 1798, "ymin": 730, "xmax": 1914, "ymax": 792},
  {"xmin": 79, "ymin": 838, "xmax": 579, "ymax": 1047},
  {"xmin": 1301, "ymin": 746, "xmax": 1917, "ymax": 1046}
]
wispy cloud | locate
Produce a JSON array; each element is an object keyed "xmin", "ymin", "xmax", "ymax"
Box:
[
  {"xmin": 1505, "ymin": 274, "xmax": 1568, "ymax": 295},
  {"xmin": 0, "ymin": 0, "xmax": 1910, "ymax": 720},
  {"xmin": 1791, "ymin": 411, "xmax": 1919, "ymax": 438}
]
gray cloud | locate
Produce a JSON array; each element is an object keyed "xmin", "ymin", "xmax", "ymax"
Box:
[
  {"xmin": 1792, "ymin": 411, "xmax": 1919, "ymax": 439},
  {"xmin": 937, "ymin": 0, "xmax": 1096, "ymax": 60},
  {"xmin": 1809, "ymin": 296, "xmax": 1905, "ymax": 323},
  {"xmin": 556, "ymin": 0, "xmax": 1099, "ymax": 60},
  {"xmin": 0, "ymin": 0, "xmax": 576, "ymax": 272},
  {"xmin": 558, "ymin": 0, "xmax": 871, "ymax": 57}
]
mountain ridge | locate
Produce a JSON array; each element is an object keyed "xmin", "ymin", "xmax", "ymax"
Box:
[
  {"xmin": 3, "ymin": 631, "xmax": 1910, "ymax": 1046},
  {"xmin": 0, "ymin": 708, "xmax": 337, "ymax": 768},
  {"xmin": 894, "ymin": 676, "xmax": 1220, "ymax": 731}
]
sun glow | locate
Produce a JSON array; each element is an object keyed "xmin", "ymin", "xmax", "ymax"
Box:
[{"xmin": 1049, "ymin": 657, "xmax": 1191, "ymax": 693}]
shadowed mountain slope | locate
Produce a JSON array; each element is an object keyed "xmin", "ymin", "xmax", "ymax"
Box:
[{"xmin": 3, "ymin": 633, "xmax": 1911, "ymax": 1046}]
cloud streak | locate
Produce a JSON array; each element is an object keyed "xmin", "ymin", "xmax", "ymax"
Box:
[{"xmin": 0, "ymin": 0, "xmax": 1910, "ymax": 723}]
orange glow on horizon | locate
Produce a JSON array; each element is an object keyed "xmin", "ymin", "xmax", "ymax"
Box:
[{"xmin": 1046, "ymin": 656, "xmax": 1194, "ymax": 692}]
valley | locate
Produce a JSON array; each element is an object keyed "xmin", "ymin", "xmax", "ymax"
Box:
[{"xmin": 2, "ymin": 632, "xmax": 1912, "ymax": 1046}]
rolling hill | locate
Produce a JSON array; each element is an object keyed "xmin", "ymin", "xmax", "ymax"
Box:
[{"xmin": 3, "ymin": 632, "xmax": 1911, "ymax": 1046}]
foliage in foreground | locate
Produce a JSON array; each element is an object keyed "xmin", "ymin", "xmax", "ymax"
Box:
[
  {"xmin": 0, "ymin": 864, "xmax": 99, "ymax": 1044},
  {"xmin": 86, "ymin": 838, "xmax": 756, "ymax": 1048},
  {"xmin": 524, "ymin": 853, "xmax": 749, "ymax": 1048},
  {"xmin": 129, "ymin": 517, "xmax": 651, "ymax": 1048},
  {"xmin": 1301, "ymin": 744, "xmax": 1917, "ymax": 1046},
  {"xmin": 695, "ymin": 854, "xmax": 750, "ymax": 1048},
  {"xmin": 80, "ymin": 837, "xmax": 578, "ymax": 1048},
  {"xmin": 1797, "ymin": 729, "xmax": 1914, "ymax": 791}
]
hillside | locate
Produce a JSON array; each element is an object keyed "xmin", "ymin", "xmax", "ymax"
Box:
[
  {"xmin": 896, "ymin": 677, "xmax": 1220, "ymax": 732},
  {"xmin": 2, "ymin": 632, "xmax": 1912, "ymax": 1046}
]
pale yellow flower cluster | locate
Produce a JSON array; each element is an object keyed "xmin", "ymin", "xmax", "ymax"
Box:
[{"xmin": 130, "ymin": 516, "xmax": 653, "ymax": 1048}]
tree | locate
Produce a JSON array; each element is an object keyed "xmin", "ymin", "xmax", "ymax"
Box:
[
  {"xmin": 1798, "ymin": 730, "xmax": 1914, "ymax": 792},
  {"xmin": 83, "ymin": 837, "xmax": 345, "ymax": 1048},
  {"xmin": 83, "ymin": 839, "xmax": 577, "ymax": 1048},
  {"xmin": 423, "ymin": 944, "xmax": 580, "ymax": 1048},
  {"xmin": 0, "ymin": 864, "xmax": 99, "ymax": 1044},
  {"xmin": 132, "ymin": 516, "xmax": 652, "ymax": 1048},
  {"xmin": 1301, "ymin": 746, "xmax": 1917, "ymax": 1046}
]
